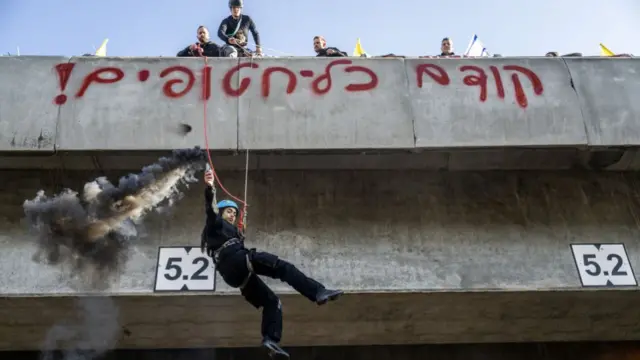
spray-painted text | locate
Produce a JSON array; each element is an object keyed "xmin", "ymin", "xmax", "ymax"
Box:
[
  {"xmin": 415, "ymin": 63, "xmax": 544, "ymax": 109},
  {"xmin": 52, "ymin": 60, "xmax": 379, "ymax": 104},
  {"xmin": 52, "ymin": 60, "xmax": 544, "ymax": 109}
]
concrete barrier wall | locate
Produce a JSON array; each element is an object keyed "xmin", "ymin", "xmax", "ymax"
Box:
[{"xmin": 1, "ymin": 56, "xmax": 639, "ymax": 152}]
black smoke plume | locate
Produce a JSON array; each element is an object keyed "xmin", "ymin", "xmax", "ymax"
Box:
[{"xmin": 22, "ymin": 147, "xmax": 207, "ymax": 280}]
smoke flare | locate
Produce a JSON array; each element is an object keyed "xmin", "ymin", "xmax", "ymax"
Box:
[
  {"xmin": 22, "ymin": 147, "xmax": 207, "ymax": 280},
  {"xmin": 39, "ymin": 296, "xmax": 120, "ymax": 360}
]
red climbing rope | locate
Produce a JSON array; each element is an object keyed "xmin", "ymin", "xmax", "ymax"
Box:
[{"xmin": 201, "ymin": 56, "xmax": 249, "ymax": 230}]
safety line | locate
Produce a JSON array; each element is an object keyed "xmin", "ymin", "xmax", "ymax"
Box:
[{"xmin": 201, "ymin": 56, "xmax": 249, "ymax": 229}]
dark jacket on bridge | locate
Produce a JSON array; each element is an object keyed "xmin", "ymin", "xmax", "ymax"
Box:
[
  {"xmin": 177, "ymin": 41, "xmax": 221, "ymax": 57},
  {"xmin": 218, "ymin": 15, "xmax": 261, "ymax": 48},
  {"xmin": 316, "ymin": 47, "xmax": 348, "ymax": 57}
]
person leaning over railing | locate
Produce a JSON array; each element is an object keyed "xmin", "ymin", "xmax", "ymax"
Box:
[
  {"xmin": 312, "ymin": 35, "xmax": 347, "ymax": 57},
  {"xmin": 217, "ymin": 0, "xmax": 262, "ymax": 57},
  {"xmin": 177, "ymin": 25, "xmax": 221, "ymax": 57}
]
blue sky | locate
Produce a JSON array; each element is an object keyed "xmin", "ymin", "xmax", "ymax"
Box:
[{"xmin": 1, "ymin": 0, "xmax": 639, "ymax": 57}]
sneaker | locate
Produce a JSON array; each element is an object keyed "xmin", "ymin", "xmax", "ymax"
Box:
[
  {"xmin": 262, "ymin": 337, "xmax": 289, "ymax": 359},
  {"xmin": 316, "ymin": 288, "xmax": 344, "ymax": 305}
]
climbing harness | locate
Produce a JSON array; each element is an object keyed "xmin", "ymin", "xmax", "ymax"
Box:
[
  {"xmin": 212, "ymin": 237, "xmax": 255, "ymax": 290},
  {"xmin": 201, "ymin": 56, "xmax": 250, "ymax": 231}
]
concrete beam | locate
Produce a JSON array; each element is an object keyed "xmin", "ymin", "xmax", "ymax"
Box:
[
  {"xmin": 237, "ymin": 58, "xmax": 415, "ymax": 149},
  {"xmin": 1, "ymin": 170, "xmax": 640, "ymax": 349},
  {"xmin": 0, "ymin": 56, "xmax": 64, "ymax": 152},
  {"xmin": 0, "ymin": 147, "xmax": 636, "ymax": 171},
  {"xmin": 564, "ymin": 57, "xmax": 640, "ymax": 146},
  {"xmin": 6, "ymin": 340, "xmax": 640, "ymax": 360},
  {"xmin": 1, "ymin": 56, "xmax": 639, "ymax": 153},
  {"xmin": 2, "ymin": 291, "xmax": 640, "ymax": 351},
  {"xmin": 55, "ymin": 57, "xmax": 238, "ymax": 151},
  {"xmin": 405, "ymin": 57, "xmax": 586, "ymax": 147}
]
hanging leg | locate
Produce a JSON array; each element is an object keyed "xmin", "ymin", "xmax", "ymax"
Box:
[
  {"xmin": 248, "ymin": 250, "xmax": 343, "ymax": 305},
  {"xmin": 241, "ymin": 273, "xmax": 290, "ymax": 359}
]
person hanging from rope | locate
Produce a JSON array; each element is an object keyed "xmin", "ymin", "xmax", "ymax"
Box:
[
  {"xmin": 217, "ymin": 0, "xmax": 263, "ymax": 57},
  {"xmin": 200, "ymin": 166, "xmax": 343, "ymax": 359}
]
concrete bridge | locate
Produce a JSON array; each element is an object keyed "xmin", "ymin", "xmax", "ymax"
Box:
[{"xmin": 0, "ymin": 56, "xmax": 639, "ymax": 355}]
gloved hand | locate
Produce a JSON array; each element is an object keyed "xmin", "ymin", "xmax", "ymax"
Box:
[
  {"xmin": 204, "ymin": 168, "xmax": 214, "ymax": 187},
  {"xmin": 190, "ymin": 43, "xmax": 204, "ymax": 57}
]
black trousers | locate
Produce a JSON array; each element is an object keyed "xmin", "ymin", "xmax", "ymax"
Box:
[{"xmin": 215, "ymin": 246, "xmax": 325, "ymax": 342}]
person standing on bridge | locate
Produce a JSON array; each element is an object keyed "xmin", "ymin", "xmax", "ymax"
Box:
[
  {"xmin": 439, "ymin": 37, "xmax": 456, "ymax": 56},
  {"xmin": 313, "ymin": 36, "xmax": 348, "ymax": 57},
  {"xmin": 200, "ymin": 168, "xmax": 343, "ymax": 359},
  {"xmin": 217, "ymin": 0, "xmax": 263, "ymax": 57},
  {"xmin": 176, "ymin": 25, "xmax": 221, "ymax": 57}
]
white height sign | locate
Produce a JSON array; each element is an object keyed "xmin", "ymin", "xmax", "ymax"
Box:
[
  {"xmin": 154, "ymin": 246, "xmax": 216, "ymax": 292},
  {"xmin": 571, "ymin": 243, "xmax": 637, "ymax": 287}
]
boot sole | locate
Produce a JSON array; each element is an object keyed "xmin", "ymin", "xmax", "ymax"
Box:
[
  {"xmin": 264, "ymin": 342, "xmax": 290, "ymax": 359},
  {"xmin": 316, "ymin": 291, "xmax": 344, "ymax": 305}
]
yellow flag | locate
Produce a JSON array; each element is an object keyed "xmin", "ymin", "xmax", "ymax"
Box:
[
  {"xmin": 353, "ymin": 38, "xmax": 365, "ymax": 56},
  {"xmin": 599, "ymin": 43, "xmax": 615, "ymax": 57},
  {"xmin": 95, "ymin": 38, "xmax": 109, "ymax": 57}
]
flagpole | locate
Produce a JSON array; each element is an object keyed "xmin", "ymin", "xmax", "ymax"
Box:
[{"xmin": 463, "ymin": 35, "xmax": 475, "ymax": 56}]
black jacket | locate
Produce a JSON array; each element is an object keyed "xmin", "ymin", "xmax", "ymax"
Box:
[
  {"xmin": 316, "ymin": 47, "xmax": 347, "ymax": 57},
  {"xmin": 201, "ymin": 186, "xmax": 244, "ymax": 255},
  {"xmin": 177, "ymin": 41, "xmax": 221, "ymax": 57},
  {"xmin": 217, "ymin": 14, "xmax": 261, "ymax": 47}
]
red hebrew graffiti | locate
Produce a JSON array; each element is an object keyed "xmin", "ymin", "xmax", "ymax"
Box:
[
  {"xmin": 54, "ymin": 63, "xmax": 76, "ymax": 105},
  {"xmin": 159, "ymin": 66, "xmax": 195, "ymax": 98},
  {"xmin": 460, "ymin": 65, "xmax": 490, "ymax": 102},
  {"xmin": 309, "ymin": 59, "xmax": 378, "ymax": 95},
  {"xmin": 51, "ymin": 60, "xmax": 541, "ymax": 108},
  {"xmin": 201, "ymin": 66, "xmax": 212, "ymax": 100},
  {"xmin": 222, "ymin": 62, "xmax": 259, "ymax": 97},
  {"xmin": 76, "ymin": 67, "xmax": 125, "ymax": 98},
  {"xmin": 415, "ymin": 62, "xmax": 544, "ymax": 109},
  {"xmin": 416, "ymin": 64, "xmax": 450, "ymax": 87},
  {"xmin": 262, "ymin": 67, "xmax": 297, "ymax": 98},
  {"xmin": 137, "ymin": 70, "xmax": 150, "ymax": 82},
  {"xmin": 52, "ymin": 60, "xmax": 380, "ymax": 105},
  {"xmin": 503, "ymin": 65, "xmax": 544, "ymax": 108},
  {"xmin": 221, "ymin": 59, "xmax": 379, "ymax": 98}
]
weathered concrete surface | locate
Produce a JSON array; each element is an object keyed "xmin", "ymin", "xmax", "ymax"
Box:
[
  {"xmin": 565, "ymin": 58, "xmax": 640, "ymax": 146},
  {"xmin": 0, "ymin": 147, "xmax": 636, "ymax": 171},
  {"xmin": 406, "ymin": 57, "xmax": 586, "ymax": 147},
  {"xmin": 5, "ymin": 169, "xmax": 640, "ymax": 294},
  {"xmin": 0, "ymin": 148, "xmax": 602, "ymax": 171},
  {"xmin": 8, "ymin": 341, "xmax": 640, "ymax": 360},
  {"xmin": 1, "ymin": 169, "xmax": 640, "ymax": 350},
  {"xmin": 237, "ymin": 58, "xmax": 414, "ymax": 149},
  {"xmin": 0, "ymin": 56, "xmax": 63, "ymax": 152},
  {"xmin": 2, "ymin": 292, "xmax": 640, "ymax": 351},
  {"xmin": 56, "ymin": 57, "xmax": 238, "ymax": 150},
  {"xmin": 1, "ymin": 56, "xmax": 639, "ymax": 152}
]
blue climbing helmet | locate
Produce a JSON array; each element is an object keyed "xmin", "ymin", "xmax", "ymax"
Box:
[{"xmin": 217, "ymin": 199, "xmax": 239, "ymax": 214}]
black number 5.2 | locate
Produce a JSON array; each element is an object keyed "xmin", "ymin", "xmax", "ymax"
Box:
[
  {"xmin": 164, "ymin": 257, "xmax": 183, "ymax": 280},
  {"xmin": 191, "ymin": 257, "xmax": 210, "ymax": 280},
  {"xmin": 607, "ymin": 253, "xmax": 628, "ymax": 276},
  {"xmin": 583, "ymin": 253, "xmax": 628, "ymax": 276},
  {"xmin": 164, "ymin": 256, "xmax": 210, "ymax": 281}
]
